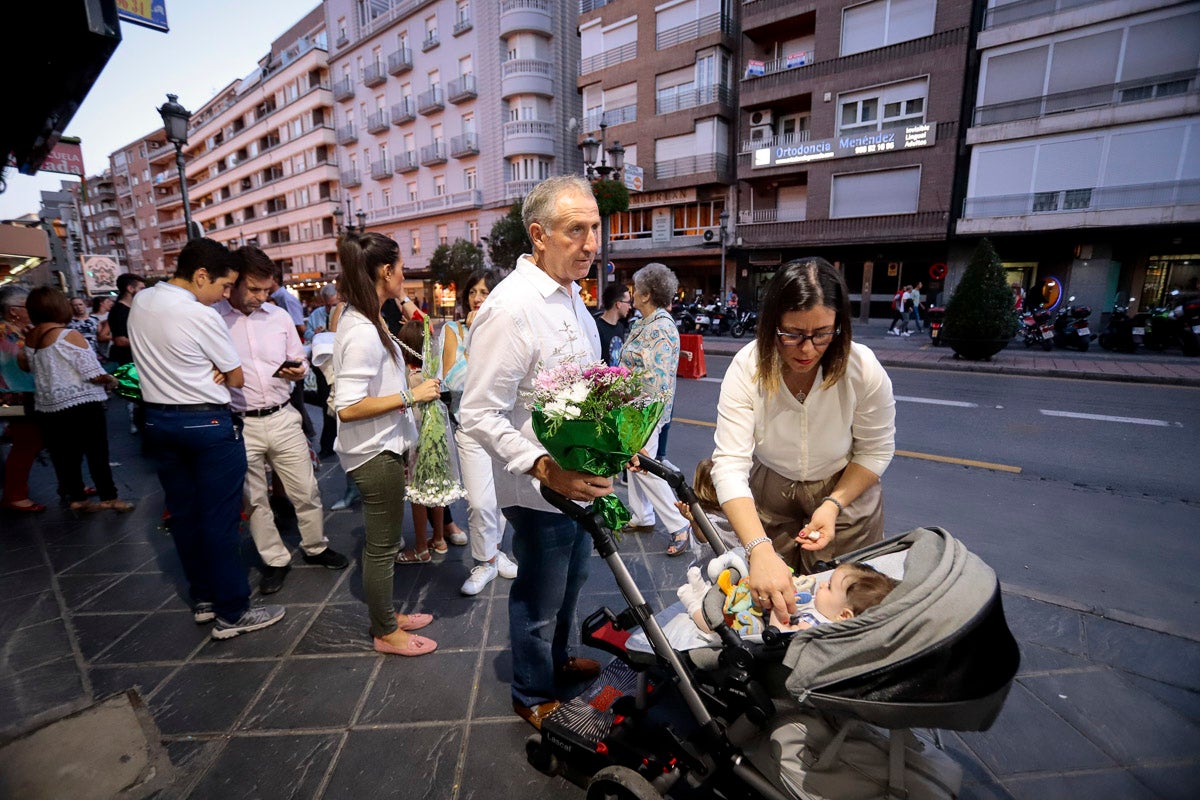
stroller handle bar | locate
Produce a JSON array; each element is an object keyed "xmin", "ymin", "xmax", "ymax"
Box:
[{"xmin": 633, "ymin": 455, "xmax": 730, "ymax": 558}]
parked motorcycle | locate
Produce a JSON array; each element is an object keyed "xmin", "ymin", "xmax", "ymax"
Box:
[
  {"xmin": 730, "ymin": 308, "xmax": 758, "ymax": 338},
  {"xmin": 1019, "ymin": 307, "xmax": 1055, "ymax": 351},
  {"xmin": 672, "ymin": 302, "xmax": 697, "ymax": 333},
  {"xmin": 1099, "ymin": 297, "xmax": 1138, "ymax": 354},
  {"xmin": 1051, "ymin": 297, "xmax": 1093, "ymax": 352},
  {"xmin": 1144, "ymin": 289, "xmax": 1200, "ymax": 356},
  {"xmin": 926, "ymin": 306, "xmax": 947, "ymax": 346},
  {"xmin": 1177, "ymin": 292, "xmax": 1200, "ymax": 357}
]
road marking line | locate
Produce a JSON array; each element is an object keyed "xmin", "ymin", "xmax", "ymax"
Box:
[
  {"xmin": 697, "ymin": 377, "xmax": 723, "ymax": 383},
  {"xmin": 1039, "ymin": 409, "xmax": 1173, "ymax": 427},
  {"xmin": 895, "ymin": 395, "xmax": 978, "ymax": 408},
  {"xmin": 673, "ymin": 419, "xmax": 1022, "ymax": 473}
]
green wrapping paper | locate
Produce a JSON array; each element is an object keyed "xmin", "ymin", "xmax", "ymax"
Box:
[
  {"xmin": 532, "ymin": 401, "xmax": 664, "ymax": 531},
  {"xmin": 111, "ymin": 362, "xmax": 140, "ymax": 401}
]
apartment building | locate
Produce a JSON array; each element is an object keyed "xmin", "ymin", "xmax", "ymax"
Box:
[
  {"xmin": 110, "ymin": 130, "xmax": 168, "ymax": 278},
  {"xmin": 165, "ymin": 7, "xmax": 338, "ymax": 289},
  {"xmin": 325, "ymin": 0, "xmax": 582, "ymax": 305},
  {"xmin": 77, "ymin": 171, "xmax": 123, "ymax": 265},
  {"xmin": 579, "ymin": 0, "xmax": 738, "ymax": 300},
  {"xmin": 958, "ymin": 0, "xmax": 1200, "ymax": 316}
]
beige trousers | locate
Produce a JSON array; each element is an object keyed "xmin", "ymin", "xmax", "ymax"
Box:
[
  {"xmin": 242, "ymin": 405, "xmax": 327, "ymax": 567},
  {"xmin": 748, "ymin": 462, "xmax": 883, "ymax": 575}
]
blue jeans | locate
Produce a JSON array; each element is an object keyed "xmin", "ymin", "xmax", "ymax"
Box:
[
  {"xmin": 504, "ymin": 506, "xmax": 592, "ymax": 707},
  {"xmin": 144, "ymin": 407, "xmax": 249, "ymax": 622}
]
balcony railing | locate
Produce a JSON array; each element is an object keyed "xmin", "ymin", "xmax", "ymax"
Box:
[
  {"xmin": 581, "ymin": 41, "xmax": 637, "ymax": 75},
  {"xmin": 447, "ymin": 75, "xmax": 477, "ymax": 103},
  {"xmin": 336, "ymin": 123, "xmax": 358, "ymax": 145},
  {"xmin": 453, "ymin": 17, "xmax": 472, "ymax": 35},
  {"xmin": 983, "ymin": 0, "xmax": 1092, "ymax": 29},
  {"xmin": 503, "ymin": 58, "xmax": 552, "ymax": 78},
  {"xmin": 504, "ymin": 120, "xmax": 555, "ymax": 138},
  {"xmin": 362, "ymin": 62, "xmax": 387, "ymax": 87},
  {"xmin": 387, "ymin": 47, "xmax": 413, "ymax": 75},
  {"xmin": 655, "ymin": 84, "xmax": 732, "ymax": 115},
  {"xmin": 422, "ymin": 33, "xmax": 440, "ymax": 51},
  {"xmin": 333, "ymin": 77, "xmax": 355, "ymax": 102},
  {"xmin": 391, "ymin": 99, "xmax": 416, "ymax": 125},
  {"xmin": 365, "ymin": 190, "xmax": 483, "ymax": 225},
  {"xmin": 370, "ymin": 158, "xmax": 392, "ymax": 179},
  {"xmin": 393, "ymin": 150, "xmax": 419, "ymax": 173},
  {"xmin": 450, "ymin": 133, "xmax": 479, "ymax": 157},
  {"xmin": 504, "ymin": 179, "xmax": 541, "ymax": 199},
  {"xmin": 583, "ymin": 104, "xmax": 637, "ymax": 132},
  {"xmin": 739, "ymin": 211, "xmax": 948, "ymax": 245},
  {"xmin": 366, "ymin": 109, "xmax": 389, "ymax": 133},
  {"xmin": 419, "ymin": 141, "xmax": 448, "ymax": 164},
  {"xmin": 656, "ymin": 12, "xmax": 733, "ymax": 49},
  {"xmin": 740, "ymin": 129, "xmax": 811, "ymax": 153},
  {"xmin": 341, "ymin": 169, "xmax": 361, "ymax": 187},
  {"xmin": 973, "ymin": 69, "xmax": 1199, "ymax": 126},
  {"xmin": 579, "ymin": 0, "xmax": 613, "ymax": 13},
  {"xmin": 655, "ymin": 153, "xmax": 730, "ymax": 180},
  {"xmin": 417, "ymin": 86, "xmax": 444, "ymax": 115},
  {"xmin": 744, "ymin": 51, "xmax": 814, "ymax": 80},
  {"xmin": 962, "ymin": 179, "xmax": 1200, "ymax": 218},
  {"xmin": 737, "ymin": 208, "xmax": 805, "ymax": 224}
]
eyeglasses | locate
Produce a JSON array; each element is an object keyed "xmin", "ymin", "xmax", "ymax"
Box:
[{"xmin": 776, "ymin": 328, "xmax": 840, "ymax": 347}]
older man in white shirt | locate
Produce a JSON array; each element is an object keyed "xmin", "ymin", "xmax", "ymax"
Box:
[
  {"xmin": 460, "ymin": 176, "xmax": 614, "ymax": 730},
  {"xmin": 220, "ymin": 247, "xmax": 348, "ymax": 596}
]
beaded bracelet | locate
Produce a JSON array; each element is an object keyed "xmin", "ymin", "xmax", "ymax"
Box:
[
  {"xmin": 821, "ymin": 496, "xmax": 845, "ymax": 514},
  {"xmin": 400, "ymin": 389, "xmax": 413, "ymax": 409},
  {"xmin": 743, "ymin": 535, "xmax": 771, "ymax": 555}
]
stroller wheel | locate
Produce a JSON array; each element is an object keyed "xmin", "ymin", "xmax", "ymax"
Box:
[
  {"xmin": 525, "ymin": 733, "xmax": 561, "ymax": 777},
  {"xmin": 586, "ymin": 765, "xmax": 660, "ymax": 800}
]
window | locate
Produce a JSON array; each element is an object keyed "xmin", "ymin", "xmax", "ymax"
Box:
[
  {"xmin": 410, "ymin": 228, "xmax": 421, "ymax": 254},
  {"xmin": 467, "ymin": 219, "xmax": 478, "ymax": 243},
  {"xmin": 459, "ymin": 55, "xmax": 473, "ymax": 78},
  {"xmin": 407, "ymin": 181, "xmax": 418, "ymax": 201},
  {"xmin": 838, "ymin": 79, "xmax": 928, "ymax": 134},
  {"xmin": 462, "ymin": 113, "xmax": 475, "ymax": 134},
  {"xmin": 428, "ymin": 69, "xmax": 441, "ymax": 91},
  {"xmin": 830, "ymin": 167, "xmax": 921, "ymax": 218},
  {"xmin": 437, "ymin": 224, "xmax": 448, "ymax": 245},
  {"xmin": 425, "ymin": 14, "xmax": 438, "ymax": 41},
  {"xmin": 434, "ymin": 174, "xmax": 446, "ymax": 196},
  {"xmin": 841, "ymin": 0, "xmax": 935, "ymax": 57},
  {"xmin": 381, "ymin": 188, "xmax": 391, "ymax": 206},
  {"xmin": 464, "ymin": 167, "xmax": 476, "ymax": 190},
  {"xmin": 456, "ymin": 0, "xmax": 470, "ymax": 25}
]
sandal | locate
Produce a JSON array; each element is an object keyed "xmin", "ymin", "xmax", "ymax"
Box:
[
  {"xmin": 99, "ymin": 499, "xmax": 135, "ymax": 513},
  {"xmin": 69, "ymin": 500, "xmax": 102, "ymax": 513},
  {"xmin": 666, "ymin": 527, "xmax": 692, "ymax": 557},
  {"xmin": 395, "ymin": 549, "xmax": 431, "ymax": 565},
  {"xmin": 429, "ymin": 538, "xmax": 449, "ymax": 555}
]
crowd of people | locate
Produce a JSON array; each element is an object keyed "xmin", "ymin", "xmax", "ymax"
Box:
[{"xmin": 0, "ymin": 174, "xmax": 896, "ymax": 732}]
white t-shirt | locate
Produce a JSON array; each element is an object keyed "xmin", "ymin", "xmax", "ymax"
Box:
[
  {"xmin": 710, "ymin": 341, "xmax": 895, "ymax": 504},
  {"xmin": 128, "ymin": 282, "xmax": 241, "ymax": 405},
  {"xmin": 332, "ymin": 307, "xmax": 417, "ymax": 474}
]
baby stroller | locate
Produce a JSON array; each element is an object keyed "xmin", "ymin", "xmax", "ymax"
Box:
[{"xmin": 525, "ymin": 457, "xmax": 1020, "ymax": 799}]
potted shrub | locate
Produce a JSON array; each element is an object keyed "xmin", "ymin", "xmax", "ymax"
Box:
[{"xmin": 942, "ymin": 238, "xmax": 1018, "ymax": 360}]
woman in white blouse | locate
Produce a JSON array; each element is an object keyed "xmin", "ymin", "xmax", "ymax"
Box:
[
  {"xmin": 710, "ymin": 258, "xmax": 895, "ymax": 625},
  {"xmin": 333, "ymin": 232, "xmax": 441, "ymax": 656}
]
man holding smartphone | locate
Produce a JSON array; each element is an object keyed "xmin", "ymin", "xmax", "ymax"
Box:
[{"xmin": 219, "ymin": 246, "xmax": 348, "ymax": 595}]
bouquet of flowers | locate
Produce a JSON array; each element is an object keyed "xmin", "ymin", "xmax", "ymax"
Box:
[
  {"xmin": 527, "ymin": 359, "xmax": 666, "ymax": 530},
  {"xmin": 405, "ymin": 319, "xmax": 467, "ymax": 507}
]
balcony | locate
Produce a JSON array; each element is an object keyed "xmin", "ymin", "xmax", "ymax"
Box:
[
  {"xmin": 387, "ymin": 47, "xmax": 413, "ymax": 76},
  {"xmin": 365, "ymin": 190, "xmax": 483, "ymax": 225},
  {"xmin": 417, "ymin": 86, "xmax": 444, "ymax": 115},
  {"xmin": 503, "ymin": 120, "xmax": 556, "ymax": 157},
  {"xmin": 579, "ymin": 0, "xmax": 612, "ymax": 12},
  {"xmin": 742, "ymin": 0, "xmax": 814, "ymax": 33},
  {"xmin": 156, "ymin": 190, "xmax": 183, "ymax": 209},
  {"xmin": 583, "ymin": 104, "xmax": 637, "ymax": 132},
  {"xmin": 740, "ymin": 211, "xmax": 948, "ymax": 247},
  {"xmin": 504, "ymin": 179, "xmax": 540, "ymax": 200},
  {"xmin": 341, "ymin": 169, "xmax": 361, "ymax": 187},
  {"xmin": 366, "ymin": 109, "xmax": 389, "ymax": 133},
  {"xmin": 370, "ymin": 158, "xmax": 392, "ymax": 179},
  {"xmin": 983, "ymin": 0, "xmax": 1092, "ymax": 29},
  {"xmin": 447, "ymin": 75, "xmax": 477, "ymax": 104},
  {"xmin": 743, "ymin": 51, "xmax": 814, "ymax": 80},
  {"xmin": 500, "ymin": 0, "xmax": 552, "ymax": 37},
  {"xmin": 740, "ymin": 129, "xmax": 811, "ymax": 153},
  {"xmin": 388, "ymin": 100, "xmax": 415, "ymax": 128},
  {"xmin": 972, "ymin": 69, "xmax": 1199, "ymax": 127},
  {"xmin": 422, "ymin": 33, "xmax": 440, "ymax": 52},
  {"xmin": 333, "ymin": 77, "xmax": 355, "ymax": 102},
  {"xmin": 361, "ymin": 63, "xmax": 385, "ymax": 89},
  {"xmin": 336, "ymin": 123, "xmax": 358, "ymax": 145},
  {"xmin": 453, "ymin": 16, "xmax": 473, "ymax": 36},
  {"xmin": 655, "ymin": 153, "xmax": 731, "ymax": 181},
  {"xmin": 581, "ymin": 42, "xmax": 636, "ymax": 75},
  {"xmin": 656, "ymin": 12, "xmax": 733, "ymax": 49},
  {"xmin": 450, "ymin": 133, "xmax": 480, "ymax": 158},
  {"xmin": 961, "ymin": 179, "xmax": 1200, "ymax": 220},
  {"xmin": 147, "ymin": 142, "xmax": 175, "ymax": 164},
  {"xmin": 501, "ymin": 58, "xmax": 554, "ymax": 98},
  {"xmin": 655, "ymin": 84, "xmax": 733, "ymax": 115},
  {"xmin": 393, "ymin": 150, "xmax": 419, "ymax": 173},
  {"xmin": 419, "ymin": 141, "xmax": 448, "ymax": 165}
]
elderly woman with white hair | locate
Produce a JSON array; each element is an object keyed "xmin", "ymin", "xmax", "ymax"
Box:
[{"xmin": 619, "ymin": 262, "xmax": 692, "ymax": 555}]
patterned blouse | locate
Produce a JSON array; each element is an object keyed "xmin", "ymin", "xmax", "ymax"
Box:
[{"xmin": 619, "ymin": 307, "xmax": 680, "ymax": 421}]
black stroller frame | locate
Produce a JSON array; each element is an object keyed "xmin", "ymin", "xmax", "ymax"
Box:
[{"xmin": 526, "ymin": 456, "xmax": 1020, "ymax": 800}]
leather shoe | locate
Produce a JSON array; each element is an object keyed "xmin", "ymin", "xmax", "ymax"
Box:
[
  {"xmin": 556, "ymin": 656, "xmax": 601, "ymax": 682},
  {"xmin": 259, "ymin": 564, "xmax": 290, "ymax": 595},
  {"xmin": 302, "ymin": 547, "xmax": 350, "ymax": 569},
  {"xmin": 513, "ymin": 699, "xmax": 561, "ymax": 730}
]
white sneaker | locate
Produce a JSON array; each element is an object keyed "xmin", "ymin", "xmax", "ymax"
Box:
[
  {"xmin": 901, "ymin": 331, "xmax": 912, "ymax": 337},
  {"xmin": 461, "ymin": 562, "xmax": 498, "ymax": 596},
  {"xmin": 495, "ymin": 551, "xmax": 518, "ymax": 580},
  {"xmin": 888, "ymin": 329, "xmax": 900, "ymax": 336}
]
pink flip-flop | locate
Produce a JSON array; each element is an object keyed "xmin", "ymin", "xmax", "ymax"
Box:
[
  {"xmin": 395, "ymin": 612, "xmax": 433, "ymax": 632},
  {"xmin": 373, "ymin": 634, "xmax": 437, "ymax": 656}
]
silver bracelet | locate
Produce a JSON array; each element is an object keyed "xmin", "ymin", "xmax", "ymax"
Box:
[
  {"xmin": 821, "ymin": 496, "xmax": 845, "ymax": 514},
  {"xmin": 743, "ymin": 535, "xmax": 771, "ymax": 555}
]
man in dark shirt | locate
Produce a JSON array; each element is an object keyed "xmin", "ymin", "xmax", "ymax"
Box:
[
  {"xmin": 107, "ymin": 273, "xmax": 144, "ymax": 366},
  {"xmin": 593, "ymin": 283, "xmax": 632, "ymax": 365}
]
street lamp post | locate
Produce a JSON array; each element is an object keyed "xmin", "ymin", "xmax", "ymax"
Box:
[
  {"xmin": 579, "ymin": 120, "xmax": 625, "ymax": 302},
  {"xmin": 157, "ymin": 94, "xmax": 195, "ymax": 240},
  {"xmin": 333, "ymin": 199, "xmax": 367, "ymax": 234},
  {"xmin": 719, "ymin": 208, "xmax": 730, "ymax": 304}
]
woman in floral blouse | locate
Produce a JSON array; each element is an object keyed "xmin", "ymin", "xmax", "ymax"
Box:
[{"xmin": 619, "ymin": 262, "xmax": 691, "ymax": 555}]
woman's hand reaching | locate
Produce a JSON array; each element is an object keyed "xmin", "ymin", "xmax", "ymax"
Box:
[{"xmin": 747, "ymin": 545, "xmax": 797, "ymax": 626}]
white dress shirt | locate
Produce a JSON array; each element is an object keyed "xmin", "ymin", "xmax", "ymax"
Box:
[
  {"xmin": 332, "ymin": 307, "xmax": 417, "ymax": 474},
  {"xmin": 129, "ymin": 282, "xmax": 240, "ymax": 405},
  {"xmin": 459, "ymin": 255, "xmax": 601, "ymax": 513},
  {"xmin": 216, "ymin": 300, "xmax": 307, "ymax": 412},
  {"xmin": 711, "ymin": 341, "xmax": 895, "ymax": 505}
]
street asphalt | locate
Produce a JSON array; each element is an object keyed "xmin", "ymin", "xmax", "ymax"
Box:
[{"xmin": 1, "ymin": 321, "xmax": 1197, "ymax": 799}]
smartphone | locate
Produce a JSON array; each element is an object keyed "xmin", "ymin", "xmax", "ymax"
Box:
[{"xmin": 274, "ymin": 359, "xmax": 303, "ymax": 376}]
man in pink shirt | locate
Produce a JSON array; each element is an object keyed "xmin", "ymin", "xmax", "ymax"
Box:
[{"xmin": 220, "ymin": 247, "xmax": 348, "ymax": 594}]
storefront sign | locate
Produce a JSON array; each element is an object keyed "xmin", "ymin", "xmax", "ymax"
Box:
[
  {"xmin": 117, "ymin": 0, "xmax": 169, "ymax": 32},
  {"xmin": 651, "ymin": 208, "xmax": 672, "ymax": 244},
  {"xmin": 630, "ymin": 188, "xmax": 696, "ymax": 209},
  {"xmin": 81, "ymin": 254, "xmax": 122, "ymax": 295},
  {"xmin": 623, "ymin": 163, "xmax": 644, "ymax": 192},
  {"xmin": 37, "ymin": 140, "xmax": 86, "ymax": 177},
  {"xmin": 752, "ymin": 123, "xmax": 936, "ymax": 169}
]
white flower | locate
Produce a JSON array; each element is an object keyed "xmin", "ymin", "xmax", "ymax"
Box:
[
  {"xmin": 544, "ymin": 398, "xmax": 581, "ymax": 420},
  {"xmin": 564, "ymin": 380, "xmax": 591, "ymax": 404}
]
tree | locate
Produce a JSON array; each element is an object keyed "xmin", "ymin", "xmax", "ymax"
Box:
[
  {"xmin": 942, "ymin": 238, "xmax": 1018, "ymax": 359},
  {"xmin": 487, "ymin": 200, "xmax": 530, "ymax": 274},
  {"xmin": 428, "ymin": 238, "xmax": 483, "ymax": 292}
]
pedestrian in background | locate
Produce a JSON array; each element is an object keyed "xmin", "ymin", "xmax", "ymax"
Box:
[
  {"xmin": 108, "ymin": 273, "xmax": 144, "ymax": 433},
  {"xmin": 91, "ymin": 296, "xmax": 114, "ymax": 363},
  {"xmin": 909, "ymin": 281, "xmax": 925, "ymax": 334},
  {"xmin": 0, "ymin": 286, "xmax": 47, "ymax": 513},
  {"xmin": 305, "ymin": 284, "xmax": 341, "ymax": 459},
  {"xmin": 593, "ymin": 283, "xmax": 632, "ymax": 366},
  {"xmin": 66, "ymin": 296, "xmax": 102, "ymax": 359}
]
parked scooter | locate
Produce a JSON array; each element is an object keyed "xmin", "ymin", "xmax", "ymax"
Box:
[
  {"xmin": 730, "ymin": 308, "xmax": 758, "ymax": 338},
  {"xmin": 672, "ymin": 302, "xmax": 697, "ymax": 333},
  {"xmin": 1052, "ymin": 297, "xmax": 1093, "ymax": 352},
  {"xmin": 1099, "ymin": 297, "xmax": 1138, "ymax": 354},
  {"xmin": 1143, "ymin": 290, "xmax": 1200, "ymax": 355},
  {"xmin": 1019, "ymin": 307, "xmax": 1055, "ymax": 351},
  {"xmin": 1176, "ymin": 292, "xmax": 1200, "ymax": 357},
  {"xmin": 926, "ymin": 306, "xmax": 947, "ymax": 346}
]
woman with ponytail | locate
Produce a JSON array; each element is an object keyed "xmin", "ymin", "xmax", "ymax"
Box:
[{"xmin": 333, "ymin": 231, "xmax": 442, "ymax": 656}]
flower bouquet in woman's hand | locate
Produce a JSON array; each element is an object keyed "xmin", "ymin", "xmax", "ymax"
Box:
[
  {"xmin": 527, "ymin": 359, "xmax": 665, "ymax": 531},
  {"xmin": 406, "ymin": 318, "xmax": 467, "ymax": 507}
]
